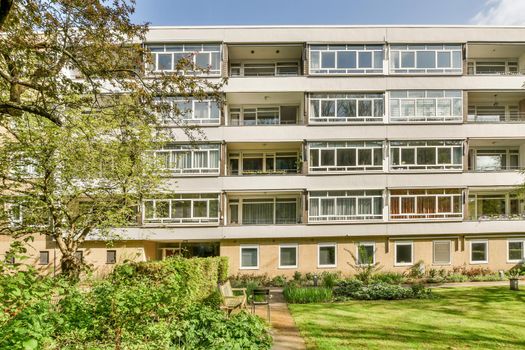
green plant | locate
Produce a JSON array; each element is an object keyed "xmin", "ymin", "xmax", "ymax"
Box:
[
  {"xmin": 293, "ymin": 271, "xmax": 303, "ymax": 282},
  {"xmin": 283, "ymin": 286, "xmax": 333, "ymax": 304},
  {"xmin": 320, "ymin": 271, "xmax": 341, "ymax": 288},
  {"xmin": 371, "ymin": 272, "xmax": 406, "ymax": 284},
  {"xmin": 407, "ymin": 260, "xmax": 426, "ymax": 279},
  {"xmin": 333, "ymin": 279, "xmax": 432, "ymax": 301},
  {"xmin": 347, "ymin": 247, "xmax": 382, "ymax": 285},
  {"xmin": 507, "ymin": 268, "xmax": 522, "ymax": 279},
  {"xmin": 445, "ymin": 273, "xmax": 469, "ymax": 283},
  {"xmin": 270, "ymin": 275, "xmax": 287, "ymax": 287}
]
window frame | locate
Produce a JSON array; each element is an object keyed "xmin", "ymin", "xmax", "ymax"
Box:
[
  {"xmin": 142, "ymin": 193, "xmax": 220, "ymax": 225},
  {"xmin": 309, "ymin": 44, "xmax": 384, "ymax": 75},
  {"xmin": 228, "ymin": 105, "xmax": 299, "ymax": 126},
  {"xmin": 389, "ymin": 90, "xmax": 463, "ymax": 123},
  {"xmin": 394, "ymin": 241, "xmax": 414, "ymax": 266},
  {"xmin": 309, "ymin": 93, "xmax": 385, "ymax": 124},
  {"xmin": 317, "ymin": 243, "xmax": 337, "ymax": 268},
  {"xmin": 39, "ymin": 251, "xmax": 49, "ymax": 265},
  {"xmin": 389, "ymin": 140, "xmax": 464, "ymax": 171},
  {"xmin": 228, "ymin": 196, "xmax": 300, "ymax": 225},
  {"xmin": 229, "ymin": 61, "xmax": 300, "ymax": 77},
  {"xmin": 356, "ymin": 242, "xmax": 376, "ymax": 265},
  {"xmin": 155, "ymin": 97, "xmax": 221, "ymax": 126},
  {"xmin": 390, "ymin": 44, "xmax": 462, "ymax": 74},
  {"xmin": 106, "ymin": 250, "xmax": 117, "ymax": 264},
  {"xmin": 389, "ymin": 188, "xmax": 463, "ymax": 220},
  {"xmin": 240, "ymin": 244, "xmax": 260, "ymax": 270},
  {"xmin": 432, "ymin": 240, "xmax": 452, "ymax": 265},
  {"xmin": 469, "ymin": 148, "xmax": 520, "ymax": 171},
  {"xmin": 308, "ymin": 190, "xmax": 384, "ymax": 222},
  {"xmin": 279, "ymin": 244, "xmax": 299, "ymax": 269},
  {"xmin": 151, "ymin": 143, "xmax": 220, "ymax": 175},
  {"xmin": 507, "ymin": 239, "xmax": 525, "ymax": 263},
  {"xmin": 147, "ymin": 43, "xmax": 222, "ymax": 76},
  {"xmin": 308, "ymin": 141, "xmax": 384, "ymax": 173},
  {"xmin": 470, "ymin": 240, "xmax": 489, "ymax": 264}
]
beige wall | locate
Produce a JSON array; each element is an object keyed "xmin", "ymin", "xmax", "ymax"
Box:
[{"xmin": 221, "ymin": 236, "xmax": 521, "ymax": 277}]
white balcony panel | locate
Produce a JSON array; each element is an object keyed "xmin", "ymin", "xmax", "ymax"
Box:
[
  {"xmin": 160, "ymin": 177, "xmax": 222, "ymax": 192},
  {"xmin": 222, "ymin": 175, "xmax": 306, "ymax": 192}
]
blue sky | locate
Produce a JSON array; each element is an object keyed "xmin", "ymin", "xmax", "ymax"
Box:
[{"xmin": 132, "ymin": 0, "xmax": 525, "ymax": 26}]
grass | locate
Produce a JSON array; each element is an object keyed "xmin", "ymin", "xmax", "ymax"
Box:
[
  {"xmin": 289, "ymin": 287, "xmax": 525, "ymax": 350},
  {"xmin": 283, "ymin": 286, "xmax": 333, "ymax": 304}
]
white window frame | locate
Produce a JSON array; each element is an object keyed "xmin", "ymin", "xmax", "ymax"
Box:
[
  {"xmin": 468, "ymin": 192, "xmax": 524, "ymax": 221},
  {"xmin": 309, "ymin": 93, "xmax": 384, "ymax": 124},
  {"xmin": 240, "ymin": 244, "xmax": 259, "ymax": 270},
  {"xmin": 389, "ymin": 188, "xmax": 463, "ymax": 220},
  {"xmin": 317, "ymin": 243, "xmax": 337, "ymax": 268},
  {"xmin": 308, "ymin": 141, "xmax": 384, "ymax": 173},
  {"xmin": 229, "ymin": 196, "xmax": 300, "ymax": 225},
  {"xmin": 228, "ymin": 105, "xmax": 299, "ymax": 126},
  {"xmin": 394, "ymin": 241, "xmax": 414, "ymax": 266},
  {"xmin": 356, "ymin": 242, "xmax": 376, "ymax": 265},
  {"xmin": 469, "ymin": 148, "xmax": 520, "ymax": 171},
  {"xmin": 389, "ymin": 90, "xmax": 463, "ymax": 123},
  {"xmin": 470, "ymin": 240, "xmax": 489, "ymax": 264},
  {"xmin": 309, "ymin": 190, "xmax": 383, "ymax": 222},
  {"xmin": 151, "ymin": 143, "xmax": 220, "ymax": 175},
  {"xmin": 229, "ymin": 61, "xmax": 300, "ymax": 77},
  {"xmin": 147, "ymin": 43, "xmax": 221, "ymax": 76},
  {"xmin": 507, "ymin": 239, "xmax": 525, "ymax": 263},
  {"xmin": 142, "ymin": 194, "xmax": 220, "ymax": 225},
  {"xmin": 389, "ymin": 140, "xmax": 464, "ymax": 171},
  {"xmin": 432, "ymin": 240, "xmax": 452, "ymax": 265},
  {"xmin": 309, "ymin": 44, "xmax": 384, "ymax": 75},
  {"xmin": 467, "ymin": 60, "xmax": 519, "ymax": 76},
  {"xmin": 155, "ymin": 97, "xmax": 221, "ymax": 126},
  {"xmin": 228, "ymin": 150, "xmax": 299, "ymax": 175},
  {"xmin": 390, "ymin": 44, "xmax": 462, "ymax": 74},
  {"xmin": 279, "ymin": 244, "xmax": 298, "ymax": 269}
]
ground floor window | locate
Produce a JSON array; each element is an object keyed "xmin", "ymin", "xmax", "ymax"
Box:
[
  {"xmin": 508, "ymin": 240, "xmax": 524, "ymax": 262},
  {"xmin": 74, "ymin": 250, "xmax": 83, "ymax": 262},
  {"xmin": 356, "ymin": 242, "xmax": 375, "ymax": 265},
  {"xmin": 470, "ymin": 241, "xmax": 488, "ymax": 263},
  {"xmin": 106, "ymin": 250, "xmax": 117, "ymax": 264},
  {"xmin": 318, "ymin": 243, "xmax": 337, "ymax": 268},
  {"xmin": 279, "ymin": 244, "xmax": 298, "ymax": 268},
  {"xmin": 395, "ymin": 241, "xmax": 413, "ymax": 266},
  {"xmin": 39, "ymin": 251, "xmax": 49, "ymax": 265},
  {"xmin": 433, "ymin": 240, "xmax": 451, "ymax": 265},
  {"xmin": 240, "ymin": 245, "xmax": 259, "ymax": 269}
]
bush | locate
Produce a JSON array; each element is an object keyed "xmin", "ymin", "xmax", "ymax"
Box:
[
  {"xmin": 320, "ymin": 271, "xmax": 341, "ymax": 288},
  {"xmin": 371, "ymin": 272, "xmax": 406, "ymax": 285},
  {"xmin": 270, "ymin": 275, "xmax": 287, "ymax": 287},
  {"xmin": 333, "ymin": 280, "xmax": 432, "ymax": 301},
  {"xmin": 445, "ymin": 273, "xmax": 469, "ymax": 283},
  {"xmin": 283, "ymin": 286, "xmax": 332, "ymax": 304}
]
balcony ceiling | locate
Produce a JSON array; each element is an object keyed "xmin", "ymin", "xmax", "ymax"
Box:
[
  {"xmin": 469, "ymin": 139, "xmax": 525, "ymax": 147},
  {"xmin": 227, "ymin": 142, "xmax": 301, "ymax": 151},
  {"xmin": 228, "ymin": 44, "xmax": 302, "ymax": 60},
  {"xmin": 468, "ymin": 91, "xmax": 525, "ymax": 103},
  {"xmin": 468, "ymin": 44, "xmax": 525, "ymax": 59}
]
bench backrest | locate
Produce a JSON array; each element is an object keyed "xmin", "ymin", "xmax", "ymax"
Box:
[{"xmin": 219, "ymin": 280, "xmax": 233, "ymax": 297}]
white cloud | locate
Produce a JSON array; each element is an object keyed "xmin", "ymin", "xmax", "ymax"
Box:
[{"xmin": 472, "ymin": 0, "xmax": 525, "ymax": 25}]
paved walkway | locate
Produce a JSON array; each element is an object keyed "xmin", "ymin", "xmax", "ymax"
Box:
[{"xmin": 253, "ymin": 289, "xmax": 306, "ymax": 350}]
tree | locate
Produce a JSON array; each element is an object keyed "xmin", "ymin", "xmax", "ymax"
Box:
[{"xmin": 0, "ymin": 0, "xmax": 225, "ymax": 279}]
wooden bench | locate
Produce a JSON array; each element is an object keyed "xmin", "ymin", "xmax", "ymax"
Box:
[{"xmin": 219, "ymin": 280, "xmax": 247, "ymax": 314}]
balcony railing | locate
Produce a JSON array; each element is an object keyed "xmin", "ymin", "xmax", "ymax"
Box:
[
  {"xmin": 230, "ymin": 61, "xmax": 301, "ymax": 77},
  {"xmin": 467, "ymin": 112, "xmax": 525, "ymax": 123}
]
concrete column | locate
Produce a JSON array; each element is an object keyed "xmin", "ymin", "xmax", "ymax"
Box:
[
  {"xmin": 302, "ymin": 191, "xmax": 308, "ymax": 224},
  {"xmin": 221, "ymin": 43, "xmax": 228, "ymax": 78}
]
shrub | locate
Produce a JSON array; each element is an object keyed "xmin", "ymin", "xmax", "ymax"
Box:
[
  {"xmin": 270, "ymin": 275, "xmax": 287, "ymax": 287},
  {"xmin": 320, "ymin": 271, "xmax": 341, "ymax": 288},
  {"xmin": 407, "ymin": 260, "xmax": 426, "ymax": 279},
  {"xmin": 333, "ymin": 279, "xmax": 364, "ymax": 297},
  {"xmin": 283, "ymin": 286, "xmax": 332, "ymax": 304},
  {"xmin": 218, "ymin": 256, "xmax": 229, "ymax": 283},
  {"xmin": 470, "ymin": 273, "xmax": 505, "ymax": 282},
  {"xmin": 333, "ymin": 280, "xmax": 432, "ymax": 301},
  {"xmin": 445, "ymin": 273, "xmax": 469, "ymax": 283},
  {"xmin": 371, "ymin": 272, "xmax": 406, "ymax": 285}
]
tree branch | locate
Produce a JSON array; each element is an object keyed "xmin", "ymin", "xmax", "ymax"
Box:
[{"xmin": 0, "ymin": 101, "xmax": 62, "ymax": 126}]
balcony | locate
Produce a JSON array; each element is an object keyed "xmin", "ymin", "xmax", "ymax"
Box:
[
  {"xmin": 227, "ymin": 192, "xmax": 303, "ymax": 225},
  {"xmin": 466, "ymin": 43, "xmax": 525, "ymax": 76},
  {"xmin": 468, "ymin": 139, "xmax": 523, "ymax": 172},
  {"xmin": 228, "ymin": 44, "xmax": 303, "ymax": 78},
  {"xmin": 467, "ymin": 92, "xmax": 525, "ymax": 123},
  {"xmin": 468, "ymin": 190, "xmax": 525, "ymax": 221}
]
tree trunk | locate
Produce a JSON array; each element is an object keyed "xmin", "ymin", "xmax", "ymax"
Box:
[{"xmin": 60, "ymin": 253, "xmax": 81, "ymax": 281}]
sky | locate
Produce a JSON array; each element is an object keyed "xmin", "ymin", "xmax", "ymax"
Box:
[{"xmin": 132, "ymin": 0, "xmax": 525, "ymax": 26}]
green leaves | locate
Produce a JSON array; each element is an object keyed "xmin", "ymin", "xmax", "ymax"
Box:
[{"xmin": 22, "ymin": 338, "xmax": 38, "ymax": 350}]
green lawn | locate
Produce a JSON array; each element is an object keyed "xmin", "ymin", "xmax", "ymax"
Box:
[{"xmin": 289, "ymin": 287, "xmax": 525, "ymax": 350}]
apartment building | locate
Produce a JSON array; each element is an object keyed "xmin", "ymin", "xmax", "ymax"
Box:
[{"xmin": 5, "ymin": 25, "xmax": 525, "ymax": 276}]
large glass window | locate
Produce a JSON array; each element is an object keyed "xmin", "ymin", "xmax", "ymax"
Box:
[
  {"xmin": 309, "ymin": 93, "xmax": 384, "ymax": 123},
  {"xmin": 390, "ymin": 140, "xmax": 463, "ymax": 170},
  {"xmin": 390, "ymin": 90, "xmax": 463, "ymax": 122},
  {"xmin": 389, "ymin": 189, "xmax": 463, "ymax": 220},
  {"xmin": 318, "ymin": 243, "xmax": 337, "ymax": 267},
  {"xmin": 395, "ymin": 241, "xmax": 413, "ymax": 265},
  {"xmin": 310, "ymin": 45, "xmax": 383, "ymax": 74},
  {"xmin": 279, "ymin": 244, "xmax": 298, "ymax": 268},
  {"xmin": 469, "ymin": 149, "xmax": 519, "ymax": 171},
  {"xmin": 143, "ymin": 194, "xmax": 219, "ymax": 224},
  {"xmin": 229, "ymin": 197, "xmax": 299, "ymax": 225},
  {"xmin": 390, "ymin": 44, "xmax": 462, "ymax": 74},
  {"xmin": 468, "ymin": 192, "xmax": 524, "ymax": 220},
  {"xmin": 228, "ymin": 151, "xmax": 299, "ymax": 175},
  {"xmin": 470, "ymin": 241, "xmax": 488, "ymax": 263},
  {"xmin": 147, "ymin": 43, "xmax": 221, "ymax": 75},
  {"xmin": 229, "ymin": 106, "xmax": 298, "ymax": 126},
  {"xmin": 357, "ymin": 242, "xmax": 375, "ymax": 265},
  {"xmin": 152, "ymin": 144, "xmax": 220, "ymax": 174},
  {"xmin": 309, "ymin": 141, "xmax": 383, "ymax": 172},
  {"xmin": 155, "ymin": 97, "xmax": 220, "ymax": 125},
  {"xmin": 309, "ymin": 190, "xmax": 383, "ymax": 222},
  {"xmin": 240, "ymin": 245, "xmax": 259, "ymax": 269}
]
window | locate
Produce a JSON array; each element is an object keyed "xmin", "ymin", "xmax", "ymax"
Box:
[
  {"xmin": 151, "ymin": 144, "xmax": 220, "ymax": 174},
  {"xmin": 395, "ymin": 241, "xmax": 413, "ymax": 265},
  {"xmin": 389, "ymin": 90, "xmax": 463, "ymax": 122},
  {"xmin": 106, "ymin": 250, "xmax": 117, "ymax": 264},
  {"xmin": 74, "ymin": 251, "xmax": 83, "ymax": 262},
  {"xmin": 240, "ymin": 245, "xmax": 259, "ymax": 269},
  {"xmin": 228, "ymin": 151, "xmax": 299, "ymax": 175},
  {"xmin": 309, "ymin": 45, "xmax": 383, "ymax": 74},
  {"xmin": 309, "ymin": 93, "xmax": 384, "ymax": 123},
  {"xmin": 309, "ymin": 190, "xmax": 383, "ymax": 222},
  {"xmin": 356, "ymin": 242, "xmax": 375, "ymax": 265},
  {"xmin": 469, "ymin": 149, "xmax": 519, "ymax": 171},
  {"xmin": 470, "ymin": 241, "xmax": 488, "ymax": 264},
  {"xmin": 229, "ymin": 106, "xmax": 298, "ymax": 126},
  {"xmin": 508, "ymin": 240, "xmax": 524, "ymax": 262},
  {"xmin": 390, "ymin": 44, "xmax": 462, "ymax": 74},
  {"xmin": 147, "ymin": 43, "xmax": 221, "ymax": 75},
  {"xmin": 389, "ymin": 189, "xmax": 463, "ymax": 220},
  {"xmin": 279, "ymin": 244, "xmax": 298, "ymax": 268},
  {"xmin": 39, "ymin": 251, "xmax": 49, "ymax": 265},
  {"xmin": 318, "ymin": 243, "xmax": 337, "ymax": 268},
  {"xmin": 143, "ymin": 194, "xmax": 220, "ymax": 224},
  {"xmin": 390, "ymin": 140, "xmax": 463, "ymax": 171},
  {"xmin": 230, "ymin": 61, "xmax": 300, "ymax": 77},
  {"xmin": 155, "ymin": 97, "xmax": 220, "ymax": 125},
  {"xmin": 309, "ymin": 141, "xmax": 383, "ymax": 172},
  {"xmin": 433, "ymin": 241, "xmax": 451, "ymax": 265},
  {"xmin": 231, "ymin": 197, "xmax": 298, "ymax": 225},
  {"xmin": 468, "ymin": 193, "xmax": 524, "ymax": 220}
]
